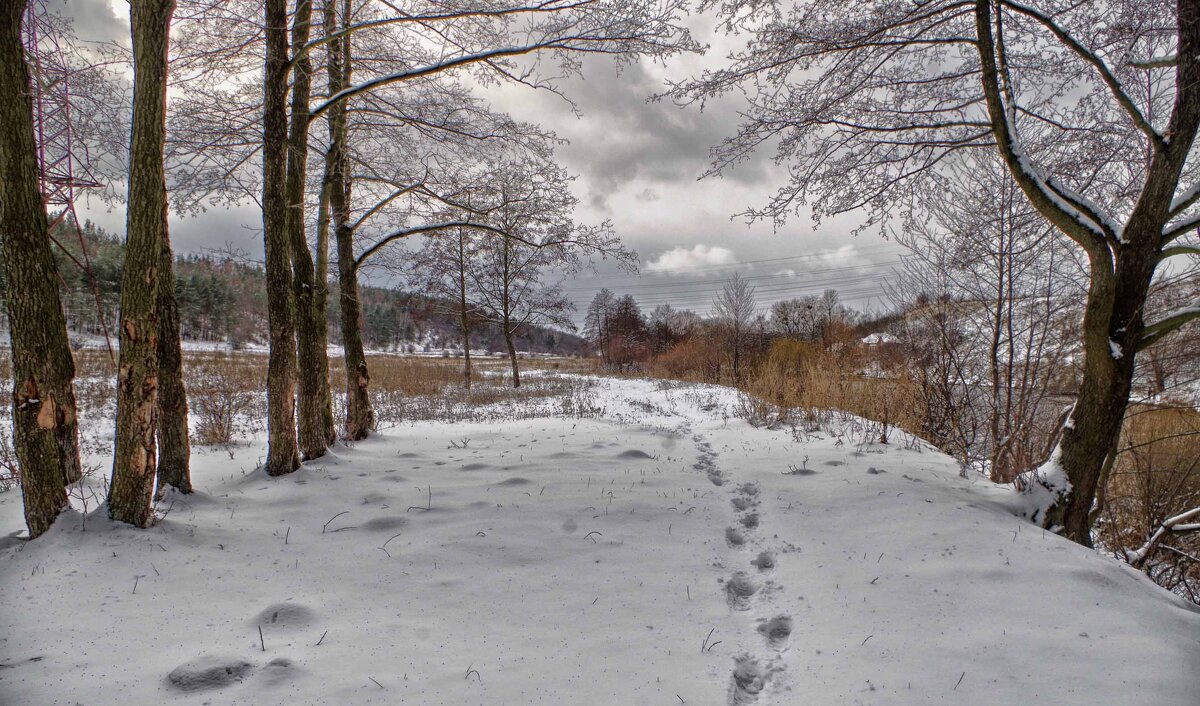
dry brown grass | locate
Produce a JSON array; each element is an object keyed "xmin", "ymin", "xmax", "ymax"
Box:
[
  {"xmin": 642, "ymin": 336, "xmax": 924, "ymax": 444},
  {"xmin": 1098, "ymin": 404, "xmax": 1200, "ymax": 602},
  {"xmin": 185, "ymin": 351, "xmax": 267, "ymax": 445}
]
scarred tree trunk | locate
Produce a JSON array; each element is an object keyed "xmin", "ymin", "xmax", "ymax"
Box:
[
  {"xmin": 110, "ymin": 0, "xmax": 175, "ymax": 527},
  {"xmin": 155, "ymin": 216, "xmax": 191, "ymax": 495},
  {"xmin": 262, "ymin": 0, "xmax": 300, "ymax": 474},
  {"xmin": 328, "ymin": 0, "xmax": 373, "ymax": 439},
  {"xmin": 286, "ymin": 0, "xmax": 330, "ymax": 460},
  {"xmin": 0, "ymin": 0, "xmax": 79, "ymax": 538}
]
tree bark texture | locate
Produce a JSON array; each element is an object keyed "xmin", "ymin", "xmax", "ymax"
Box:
[
  {"xmin": 458, "ymin": 231, "xmax": 472, "ymax": 390},
  {"xmin": 110, "ymin": 0, "xmax": 176, "ymax": 526},
  {"xmin": 328, "ymin": 0, "xmax": 374, "ymax": 439},
  {"xmin": 262, "ymin": 0, "xmax": 301, "ymax": 474},
  {"xmin": 0, "ymin": 0, "xmax": 78, "ymax": 538},
  {"xmin": 155, "ymin": 226, "xmax": 191, "ymax": 495},
  {"xmin": 504, "ymin": 327, "xmax": 521, "ymax": 388},
  {"xmin": 287, "ymin": 0, "xmax": 331, "ymax": 460}
]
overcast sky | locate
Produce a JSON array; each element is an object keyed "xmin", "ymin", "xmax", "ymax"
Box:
[{"xmin": 67, "ymin": 0, "xmax": 904, "ymax": 322}]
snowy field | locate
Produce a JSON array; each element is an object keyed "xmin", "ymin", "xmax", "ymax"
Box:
[{"xmin": 1, "ymin": 376, "xmax": 1198, "ymax": 705}]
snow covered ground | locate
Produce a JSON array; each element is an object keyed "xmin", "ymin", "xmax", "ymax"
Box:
[{"xmin": 1, "ymin": 376, "xmax": 1197, "ymax": 705}]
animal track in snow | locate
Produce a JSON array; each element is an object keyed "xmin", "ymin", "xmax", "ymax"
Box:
[
  {"xmin": 725, "ymin": 571, "xmax": 759, "ymax": 610},
  {"xmin": 729, "ymin": 654, "xmax": 767, "ymax": 705},
  {"xmin": 757, "ymin": 615, "xmax": 793, "ymax": 648},
  {"xmin": 726, "ymin": 527, "xmax": 747, "ymax": 548}
]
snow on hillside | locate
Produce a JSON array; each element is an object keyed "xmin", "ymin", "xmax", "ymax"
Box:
[{"xmin": 1, "ymin": 377, "xmax": 1197, "ymax": 705}]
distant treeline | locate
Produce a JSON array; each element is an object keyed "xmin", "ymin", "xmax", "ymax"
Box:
[{"xmin": 0, "ymin": 221, "xmax": 584, "ymax": 356}]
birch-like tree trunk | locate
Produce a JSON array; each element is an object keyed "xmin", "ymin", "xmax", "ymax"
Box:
[
  {"xmin": 314, "ymin": 175, "xmax": 336, "ymax": 442},
  {"xmin": 0, "ymin": 0, "xmax": 79, "ymax": 538},
  {"xmin": 110, "ymin": 0, "xmax": 175, "ymax": 526}
]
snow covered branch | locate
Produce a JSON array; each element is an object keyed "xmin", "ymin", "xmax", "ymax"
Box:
[
  {"xmin": 1125, "ymin": 506, "xmax": 1200, "ymax": 568},
  {"xmin": 999, "ymin": 0, "xmax": 1162, "ymax": 146},
  {"xmin": 975, "ymin": 1, "xmax": 1111, "ymax": 253},
  {"xmin": 1129, "ymin": 54, "xmax": 1178, "ymax": 70},
  {"xmin": 1138, "ymin": 298, "xmax": 1200, "ymax": 352}
]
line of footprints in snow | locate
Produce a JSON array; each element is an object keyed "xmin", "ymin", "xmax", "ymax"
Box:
[{"xmin": 692, "ymin": 433, "xmax": 791, "ymax": 706}]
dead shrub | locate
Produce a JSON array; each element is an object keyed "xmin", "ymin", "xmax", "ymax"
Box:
[
  {"xmin": 649, "ymin": 337, "xmax": 726, "ymax": 384},
  {"xmin": 185, "ymin": 352, "xmax": 264, "ymax": 446}
]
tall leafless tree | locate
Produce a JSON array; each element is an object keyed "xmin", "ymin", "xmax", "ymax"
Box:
[
  {"xmin": 676, "ymin": 0, "xmax": 1200, "ymax": 545},
  {"xmin": 894, "ymin": 152, "xmax": 1085, "ymax": 482},
  {"xmin": 109, "ymin": 0, "xmax": 178, "ymax": 524},
  {"xmin": 713, "ymin": 273, "xmax": 757, "ymax": 381},
  {"xmin": 261, "ymin": 0, "xmax": 301, "ymax": 474},
  {"xmin": 406, "ymin": 227, "xmax": 482, "ymax": 388},
  {"xmin": 0, "ymin": 0, "xmax": 80, "ymax": 538}
]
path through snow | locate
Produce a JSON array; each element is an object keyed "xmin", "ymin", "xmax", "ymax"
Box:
[{"xmin": 1, "ymin": 376, "xmax": 1198, "ymax": 705}]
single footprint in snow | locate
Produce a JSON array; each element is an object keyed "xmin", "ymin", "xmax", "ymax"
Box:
[
  {"xmin": 725, "ymin": 572, "xmax": 759, "ymax": 610},
  {"xmin": 726, "ymin": 527, "xmax": 747, "ymax": 548},
  {"xmin": 757, "ymin": 615, "xmax": 793, "ymax": 648},
  {"xmin": 729, "ymin": 654, "xmax": 766, "ymax": 705},
  {"xmin": 166, "ymin": 656, "xmax": 254, "ymax": 693},
  {"xmin": 617, "ymin": 449, "xmax": 654, "ymax": 460},
  {"xmin": 739, "ymin": 513, "xmax": 759, "ymax": 530},
  {"xmin": 731, "ymin": 496, "xmax": 753, "ymax": 511},
  {"xmin": 736, "ymin": 482, "xmax": 760, "ymax": 497}
]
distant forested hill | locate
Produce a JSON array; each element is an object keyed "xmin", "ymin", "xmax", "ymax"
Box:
[{"xmin": 0, "ymin": 220, "xmax": 584, "ymax": 356}]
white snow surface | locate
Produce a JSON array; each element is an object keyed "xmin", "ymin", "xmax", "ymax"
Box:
[{"xmin": 2, "ymin": 376, "xmax": 1199, "ymax": 705}]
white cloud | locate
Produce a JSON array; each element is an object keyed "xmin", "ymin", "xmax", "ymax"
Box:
[
  {"xmin": 817, "ymin": 244, "xmax": 859, "ymax": 266},
  {"xmin": 646, "ymin": 244, "xmax": 737, "ymax": 274}
]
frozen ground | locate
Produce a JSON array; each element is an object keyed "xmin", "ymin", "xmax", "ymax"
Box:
[{"xmin": 1, "ymin": 376, "xmax": 1198, "ymax": 705}]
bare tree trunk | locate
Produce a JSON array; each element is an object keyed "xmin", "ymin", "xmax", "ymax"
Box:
[
  {"xmin": 110, "ymin": 0, "xmax": 175, "ymax": 526},
  {"xmin": 262, "ymin": 0, "xmax": 300, "ymax": 475},
  {"xmin": 504, "ymin": 326, "xmax": 521, "ymax": 389},
  {"xmin": 731, "ymin": 321, "xmax": 741, "ymax": 381},
  {"xmin": 336, "ymin": 222, "xmax": 373, "ymax": 437},
  {"xmin": 314, "ymin": 175, "xmax": 336, "ymax": 444},
  {"xmin": 501, "ymin": 234, "xmax": 521, "ymax": 388},
  {"xmin": 286, "ymin": 0, "xmax": 329, "ymax": 460},
  {"xmin": 155, "ymin": 222, "xmax": 190, "ymax": 495},
  {"xmin": 974, "ymin": 0, "xmax": 1200, "ymax": 544},
  {"xmin": 457, "ymin": 229, "xmax": 472, "ymax": 390},
  {"xmin": 0, "ymin": 0, "xmax": 78, "ymax": 538},
  {"xmin": 327, "ymin": 0, "xmax": 373, "ymax": 439}
]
